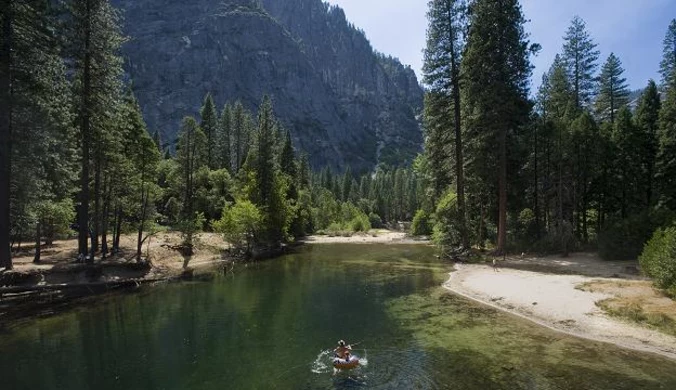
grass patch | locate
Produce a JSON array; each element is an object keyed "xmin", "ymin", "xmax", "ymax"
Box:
[{"xmin": 597, "ymin": 298, "xmax": 676, "ymax": 337}]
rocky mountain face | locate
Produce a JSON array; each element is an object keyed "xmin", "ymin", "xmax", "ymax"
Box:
[{"xmin": 111, "ymin": 0, "xmax": 423, "ymax": 171}]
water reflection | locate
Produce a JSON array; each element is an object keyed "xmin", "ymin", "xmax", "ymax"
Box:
[{"xmin": 0, "ymin": 244, "xmax": 675, "ymax": 389}]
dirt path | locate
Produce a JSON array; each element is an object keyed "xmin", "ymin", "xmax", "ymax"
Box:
[{"xmin": 444, "ymin": 262, "xmax": 676, "ymax": 360}]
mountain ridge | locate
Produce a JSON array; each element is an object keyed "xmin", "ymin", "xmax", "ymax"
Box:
[{"xmin": 112, "ymin": 0, "xmax": 423, "ymax": 171}]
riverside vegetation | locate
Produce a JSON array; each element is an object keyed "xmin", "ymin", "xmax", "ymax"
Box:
[{"xmin": 418, "ymin": 0, "xmax": 676, "ymax": 296}]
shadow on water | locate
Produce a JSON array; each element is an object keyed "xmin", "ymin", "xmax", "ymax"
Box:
[{"xmin": 0, "ymin": 244, "xmax": 676, "ymax": 389}]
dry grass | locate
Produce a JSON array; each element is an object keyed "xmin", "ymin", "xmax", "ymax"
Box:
[
  {"xmin": 10, "ymin": 232, "xmax": 230, "ymax": 276},
  {"xmin": 578, "ymin": 279, "xmax": 676, "ymax": 337}
]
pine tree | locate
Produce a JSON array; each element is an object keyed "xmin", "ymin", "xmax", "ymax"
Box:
[
  {"xmin": 570, "ymin": 112, "xmax": 599, "ymax": 242},
  {"xmin": 298, "ymin": 152, "xmax": 310, "ymax": 188},
  {"xmin": 176, "ymin": 116, "xmax": 207, "ymax": 251},
  {"xmin": 280, "ymin": 130, "xmax": 296, "ymax": 178},
  {"xmin": 660, "ymin": 19, "xmax": 676, "ymax": 87},
  {"xmin": 423, "ymin": 0, "xmax": 469, "ymax": 248},
  {"xmin": 541, "ymin": 55, "xmax": 576, "ymax": 122},
  {"xmin": 656, "ymin": 75, "xmax": 676, "ymax": 210},
  {"xmin": 611, "ymin": 107, "xmax": 643, "ymax": 218},
  {"xmin": 200, "ymin": 93, "xmax": 218, "ymax": 169},
  {"xmin": 538, "ymin": 55, "xmax": 575, "ymax": 254},
  {"xmin": 462, "ymin": 0, "xmax": 534, "ymax": 254},
  {"xmin": 562, "ymin": 16, "xmax": 600, "ymax": 109},
  {"xmin": 250, "ymin": 96, "xmax": 289, "ymax": 244},
  {"xmin": 422, "ymin": 92, "xmax": 452, "ymax": 197},
  {"xmin": 0, "ymin": 0, "xmax": 12, "ymax": 269},
  {"xmin": 232, "ymin": 101, "xmax": 247, "ymax": 172},
  {"xmin": 70, "ymin": 0, "xmax": 125, "ymax": 261},
  {"xmin": 254, "ymin": 96, "xmax": 276, "ymax": 206},
  {"xmin": 635, "ymin": 80, "xmax": 661, "ymax": 206},
  {"xmin": 152, "ymin": 130, "xmax": 162, "ymax": 153},
  {"xmin": 119, "ymin": 91, "xmax": 161, "ymax": 261},
  {"xmin": 596, "ymin": 53, "xmax": 630, "ymax": 124},
  {"xmin": 2, "ymin": 1, "xmax": 77, "ymax": 268},
  {"xmin": 218, "ymin": 103, "xmax": 232, "ymax": 172},
  {"xmin": 341, "ymin": 167, "xmax": 353, "ymax": 202}
]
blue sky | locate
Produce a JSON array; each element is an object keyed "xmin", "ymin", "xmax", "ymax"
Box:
[{"xmin": 328, "ymin": 0, "xmax": 676, "ymax": 91}]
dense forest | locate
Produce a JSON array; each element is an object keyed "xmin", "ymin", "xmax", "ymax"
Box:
[
  {"xmin": 420, "ymin": 0, "xmax": 676, "ymax": 269},
  {"xmin": 0, "ymin": 0, "xmax": 424, "ymax": 270},
  {"xmin": 1, "ymin": 0, "xmax": 676, "ymax": 274}
]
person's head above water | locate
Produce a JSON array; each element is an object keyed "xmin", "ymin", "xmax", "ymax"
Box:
[{"xmin": 338, "ymin": 340, "xmax": 345, "ymax": 347}]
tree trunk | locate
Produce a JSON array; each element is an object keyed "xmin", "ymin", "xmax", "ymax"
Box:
[
  {"xmin": 533, "ymin": 121, "xmax": 540, "ymax": 239},
  {"xmin": 0, "ymin": 0, "xmax": 13, "ymax": 270},
  {"xmin": 92, "ymin": 151, "xmax": 101, "ymax": 254},
  {"xmin": 496, "ymin": 127, "xmax": 508, "ymax": 255},
  {"xmin": 100, "ymin": 181, "xmax": 109, "ymax": 259},
  {"xmin": 78, "ymin": 0, "xmax": 92, "ymax": 263},
  {"xmin": 478, "ymin": 196, "xmax": 485, "ymax": 249},
  {"xmin": 113, "ymin": 205, "xmax": 122, "ymax": 254},
  {"xmin": 137, "ymin": 185, "xmax": 148, "ymax": 262},
  {"xmin": 558, "ymin": 124, "xmax": 565, "ymax": 256},
  {"xmin": 446, "ymin": 3, "xmax": 468, "ymax": 249},
  {"xmin": 33, "ymin": 222, "xmax": 41, "ymax": 263}
]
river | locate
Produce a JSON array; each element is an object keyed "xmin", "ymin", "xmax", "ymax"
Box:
[{"xmin": 2, "ymin": 244, "xmax": 676, "ymax": 389}]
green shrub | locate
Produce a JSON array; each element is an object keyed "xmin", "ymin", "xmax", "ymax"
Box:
[
  {"xmin": 411, "ymin": 209, "xmax": 432, "ymax": 236},
  {"xmin": 368, "ymin": 212, "xmax": 383, "ymax": 229},
  {"xmin": 326, "ymin": 222, "xmax": 344, "ymax": 236},
  {"xmin": 432, "ymin": 191, "xmax": 461, "ymax": 247},
  {"xmin": 213, "ymin": 201, "xmax": 262, "ymax": 254},
  {"xmin": 640, "ymin": 226, "xmax": 676, "ymax": 290},
  {"xmin": 350, "ymin": 215, "xmax": 371, "ymax": 232},
  {"xmin": 599, "ymin": 211, "xmax": 672, "ymax": 260}
]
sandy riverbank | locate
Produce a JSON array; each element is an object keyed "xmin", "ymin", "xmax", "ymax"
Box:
[
  {"xmin": 444, "ymin": 257, "xmax": 676, "ymax": 360},
  {"xmin": 305, "ymin": 231, "xmax": 430, "ymax": 244}
]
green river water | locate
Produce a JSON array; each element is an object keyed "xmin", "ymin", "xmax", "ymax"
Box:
[{"xmin": 2, "ymin": 244, "xmax": 676, "ymax": 389}]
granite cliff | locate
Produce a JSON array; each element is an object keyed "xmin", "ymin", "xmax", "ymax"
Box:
[{"xmin": 112, "ymin": 0, "xmax": 423, "ymax": 170}]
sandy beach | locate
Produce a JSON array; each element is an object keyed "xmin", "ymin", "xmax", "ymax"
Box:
[
  {"xmin": 444, "ymin": 257, "xmax": 676, "ymax": 360},
  {"xmin": 304, "ymin": 231, "xmax": 430, "ymax": 244}
]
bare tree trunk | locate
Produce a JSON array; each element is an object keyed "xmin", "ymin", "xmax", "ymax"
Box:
[
  {"xmin": 33, "ymin": 222, "xmax": 41, "ymax": 263},
  {"xmin": 78, "ymin": 0, "xmax": 92, "ymax": 263},
  {"xmin": 0, "ymin": 0, "xmax": 13, "ymax": 270},
  {"xmin": 478, "ymin": 195, "xmax": 485, "ymax": 249},
  {"xmin": 497, "ymin": 127, "xmax": 507, "ymax": 255},
  {"xmin": 137, "ymin": 187, "xmax": 148, "ymax": 262},
  {"xmin": 92, "ymin": 151, "xmax": 101, "ymax": 254},
  {"xmin": 445, "ymin": 3, "xmax": 468, "ymax": 249},
  {"xmin": 113, "ymin": 205, "xmax": 122, "ymax": 254},
  {"xmin": 100, "ymin": 176, "xmax": 110, "ymax": 259},
  {"xmin": 533, "ymin": 121, "xmax": 540, "ymax": 239}
]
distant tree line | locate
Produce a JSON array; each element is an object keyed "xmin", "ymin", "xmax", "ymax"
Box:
[{"xmin": 421, "ymin": 0, "xmax": 676, "ymax": 260}]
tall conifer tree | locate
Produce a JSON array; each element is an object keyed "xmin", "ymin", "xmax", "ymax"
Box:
[
  {"xmin": 200, "ymin": 93, "xmax": 218, "ymax": 169},
  {"xmin": 656, "ymin": 74, "xmax": 676, "ymax": 210},
  {"xmin": 660, "ymin": 19, "xmax": 676, "ymax": 88},
  {"xmin": 562, "ymin": 16, "xmax": 599, "ymax": 109},
  {"xmin": 70, "ymin": 0, "xmax": 125, "ymax": 261},
  {"xmin": 462, "ymin": 0, "xmax": 534, "ymax": 253},
  {"xmin": 423, "ymin": 0, "xmax": 469, "ymax": 248},
  {"xmin": 635, "ymin": 80, "xmax": 662, "ymax": 206},
  {"xmin": 596, "ymin": 53, "xmax": 629, "ymax": 124},
  {"xmin": 0, "ymin": 0, "xmax": 12, "ymax": 269}
]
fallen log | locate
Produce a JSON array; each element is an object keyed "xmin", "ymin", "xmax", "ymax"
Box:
[{"xmin": 0, "ymin": 278, "xmax": 166, "ymax": 298}]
